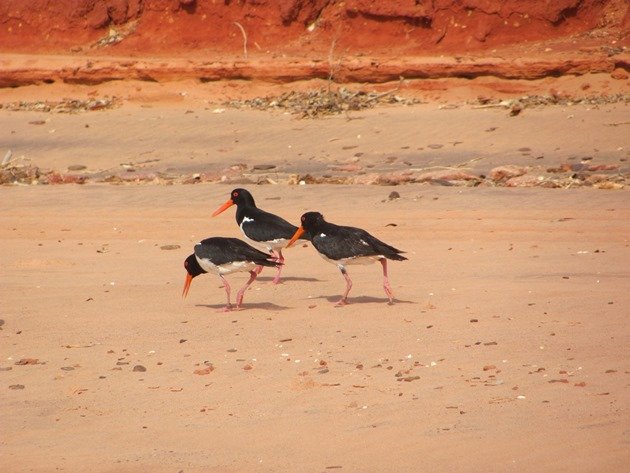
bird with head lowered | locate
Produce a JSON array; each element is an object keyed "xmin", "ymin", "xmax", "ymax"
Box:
[{"xmin": 183, "ymin": 236, "xmax": 281, "ymax": 311}]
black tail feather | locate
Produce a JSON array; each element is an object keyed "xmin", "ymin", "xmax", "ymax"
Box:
[{"xmin": 386, "ymin": 252, "xmax": 408, "ymax": 261}]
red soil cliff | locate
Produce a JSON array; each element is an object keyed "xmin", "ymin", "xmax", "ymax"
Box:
[{"xmin": 1, "ymin": 0, "xmax": 628, "ymax": 56}]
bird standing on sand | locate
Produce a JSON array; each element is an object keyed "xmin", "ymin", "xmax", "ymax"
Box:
[
  {"xmin": 212, "ymin": 188, "xmax": 308, "ymax": 284},
  {"xmin": 183, "ymin": 237, "xmax": 280, "ymax": 311},
  {"xmin": 287, "ymin": 212, "xmax": 407, "ymax": 306}
]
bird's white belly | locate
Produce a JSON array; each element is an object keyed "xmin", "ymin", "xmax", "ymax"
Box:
[
  {"xmin": 196, "ymin": 257, "xmax": 258, "ymax": 275},
  {"xmin": 320, "ymin": 253, "xmax": 383, "ymax": 267},
  {"xmin": 242, "ymin": 232, "xmax": 287, "ymax": 253},
  {"xmin": 264, "ymin": 238, "xmax": 289, "ymax": 252}
]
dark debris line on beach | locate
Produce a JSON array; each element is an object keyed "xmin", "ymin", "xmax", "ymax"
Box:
[
  {"xmin": 1, "ymin": 85, "xmax": 628, "ymax": 117},
  {"xmin": 224, "ymin": 87, "xmax": 420, "ymax": 118},
  {"xmin": 224, "ymin": 88, "xmax": 629, "ymax": 118},
  {"xmin": 1, "ymin": 97, "xmax": 120, "ymax": 113},
  {"xmin": 1, "ymin": 160, "xmax": 626, "ymax": 189}
]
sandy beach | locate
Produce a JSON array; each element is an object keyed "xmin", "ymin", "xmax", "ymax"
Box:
[
  {"xmin": 1, "ymin": 1, "xmax": 629, "ymax": 467},
  {"xmin": 1, "ymin": 131, "xmax": 629, "ymax": 471}
]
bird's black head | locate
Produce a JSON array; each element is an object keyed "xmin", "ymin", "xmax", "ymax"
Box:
[
  {"xmin": 229, "ymin": 188, "xmax": 256, "ymax": 208},
  {"xmin": 287, "ymin": 211, "xmax": 323, "ymax": 247},
  {"xmin": 212, "ymin": 188, "xmax": 256, "ymax": 218},
  {"xmin": 184, "ymin": 254, "xmax": 205, "ymax": 277},
  {"xmin": 300, "ymin": 211, "xmax": 326, "ymax": 232},
  {"xmin": 183, "ymin": 254, "xmax": 206, "ymax": 298}
]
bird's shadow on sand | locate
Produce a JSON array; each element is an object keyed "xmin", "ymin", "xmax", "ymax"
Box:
[
  {"xmin": 313, "ymin": 295, "xmax": 416, "ymax": 305},
  {"xmin": 195, "ymin": 302, "xmax": 291, "ymax": 311},
  {"xmin": 256, "ymin": 276, "xmax": 324, "ymax": 283}
]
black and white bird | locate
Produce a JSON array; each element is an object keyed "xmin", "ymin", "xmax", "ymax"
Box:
[
  {"xmin": 212, "ymin": 188, "xmax": 308, "ymax": 284},
  {"xmin": 287, "ymin": 212, "xmax": 407, "ymax": 305},
  {"xmin": 183, "ymin": 237, "xmax": 281, "ymax": 311}
]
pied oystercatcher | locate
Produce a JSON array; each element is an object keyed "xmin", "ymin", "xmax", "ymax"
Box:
[
  {"xmin": 212, "ymin": 188, "xmax": 308, "ymax": 284},
  {"xmin": 183, "ymin": 237, "xmax": 280, "ymax": 311},
  {"xmin": 288, "ymin": 211, "xmax": 407, "ymax": 305}
]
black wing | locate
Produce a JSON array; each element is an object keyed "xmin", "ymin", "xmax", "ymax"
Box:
[
  {"xmin": 195, "ymin": 237, "xmax": 278, "ymax": 267},
  {"xmin": 240, "ymin": 207, "xmax": 308, "ymax": 242},
  {"xmin": 313, "ymin": 224, "xmax": 407, "ymax": 261},
  {"xmin": 351, "ymin": 227, "xmax": 407, "ymax": 260}
]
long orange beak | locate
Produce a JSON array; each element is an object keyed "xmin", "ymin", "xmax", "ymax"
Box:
[
  {"xmin": 287, "ymin": 226, "xmax": 305, "ymax": 248},
  {"xmin": 212, "ymin": 199, "xmax": 234, "ymax": 217},
  {"xmin": 182, "ymin": 273, "xmax": 193, "ymax": 298}
]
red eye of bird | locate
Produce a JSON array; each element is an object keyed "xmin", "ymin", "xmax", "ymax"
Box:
[{"xmin": 233, "ymin": 191, "xmax": 238, "ymax": 197}]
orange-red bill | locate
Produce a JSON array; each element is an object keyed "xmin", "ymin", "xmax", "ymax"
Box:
[
  {"xmin": 182, "ymin": 273, "xmax": 193, "ymax": 298},
  {"xmin": 287, "ymin": 226, "xmax": 305, "ymax": 248},
  {"xmin": 211, "ymin": 199, "xmax": 234, "ymax": 217}
]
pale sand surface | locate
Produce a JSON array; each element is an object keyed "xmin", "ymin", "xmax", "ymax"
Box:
[
  {"xmin": 1, "ymin": 93, "xmax": 629, "ymax": 472},
  {"xmin": 1, "ymin": 183, "xmax": 629, "ymax": 472},
  {"xmin": 2, "ymin": 98, "xmax": 628, "ymax": 178}
]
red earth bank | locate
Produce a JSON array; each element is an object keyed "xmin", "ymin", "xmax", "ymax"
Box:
[{"xmin": 1, "ymin": 0, "xmax": 628, "ymax": 56}]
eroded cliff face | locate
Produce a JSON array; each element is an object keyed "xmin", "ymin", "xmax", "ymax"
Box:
[{"xmin": 1, "ymin": 0, "xmax": 627, "ymax": 56}]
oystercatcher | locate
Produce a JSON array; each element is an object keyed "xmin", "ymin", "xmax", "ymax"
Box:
[
  {"xmin": 212, "ymin": 188, "xmax": 308, "ymax": 284},
  {"xmin": 287, "ymin": 212, "xmax": 407, "ymax": 305},
  {"xmin": 182, "ymin": 237, "xmax": 280, "ymax": 311}
]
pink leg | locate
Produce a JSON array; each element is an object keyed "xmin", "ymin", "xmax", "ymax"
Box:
[
  {"xmin": 335, "ymin": 266, "xmax": 352, "ymax": 306},
  {"xmin": 380, "ymin": 258, "xmax": 395, "ymax": 304},
  {"xmin": 235, "ymin": 269, "xmax": 259, "ymax": 309},
  {"xmin": 271, "ymin": 249, "xmax": 285, "ymax": 284},
  {"xmin": 219, "ymin": 275, "xmax": 233, "ymax": 312}
]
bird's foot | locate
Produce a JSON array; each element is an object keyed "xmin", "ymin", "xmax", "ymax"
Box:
[
  {"xmin": 271, "ymin": 277, "xmax": 282, "ymax": 285},
  {"xmin": 218, "ymin": 305, "xmax": 233, "ymax": 313},
  {"xmin": 334, "ymin": 298, "xmax": 349, "ymax": 307},
  {"xmin": 383, "ymin": 284, "xmax": 395, "ymax": 305}
]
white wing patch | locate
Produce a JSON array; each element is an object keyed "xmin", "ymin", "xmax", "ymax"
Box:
[
  {"xmin": 319, "ymin": 233, "xmax": 326, "ymax": 238},
  {"xmin": 359, "ymin": 239, "xmax": 369, "ymax": 246},
  {"xmin": 239, "ymin": 217, "xmax": 254, "ymax": 234}
]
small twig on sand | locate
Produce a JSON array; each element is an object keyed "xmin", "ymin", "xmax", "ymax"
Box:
[
  {"xmin": 471, "ymin": 102, "xmax": 513, "ymax": 110},
  {"xmin": 409, "ymin": 166, "xmax": 468, "ymax": 172},
  {"xmin": 1, "ymin": 151, "xmax": 30, "ymax": 169},
  {"xmin": 365, "ymin": 77, "xmax": 405, "ymax": 103},
  {"xmin": 233, "ymin": 22, "xmax": 248, "ymax": 59},
  {"xmin": 409, "ymin": 157, "xmax": 486, "ymax": 173},
  {"xmin": 1, "ymin": 150, "xmax": 12, "ymax": 167},
  {"xmin": 365, "ymin": 88, "xmax": 397, "ymax": 103},
  {"xmin": 454, "ymin": 156, "xmax": 485, "ymax": 168}
]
